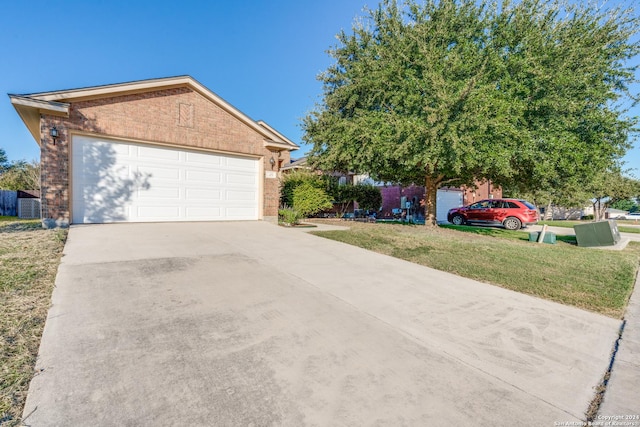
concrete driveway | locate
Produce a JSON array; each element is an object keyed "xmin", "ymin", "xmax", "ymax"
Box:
[{"xmin": 23, "ymin": 222, "xmax": 620, "ymax": 426}]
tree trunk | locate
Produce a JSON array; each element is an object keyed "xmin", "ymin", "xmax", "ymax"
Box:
[
  {"xmin": 424, "ymin": 175, "xmax": 439, "ymax": 227},
  {"xmin": 593, "ymin": 199, "xmax": 606, "ymax": 221},
  {"xmin": 545, "ymin": 201, "xmax": 553, "ymax": 220}
]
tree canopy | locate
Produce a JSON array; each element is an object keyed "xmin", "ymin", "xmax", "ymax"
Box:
[
  {"xmin": 303, "ymin": 0, "xmax": 640, "ymax": 225},
  {"xmin": 0, "ymin": 148, "xmax": 9, "ymax": 172},
  {"xmin": 0, "ymin": 148, "xmax": 40, "ymax": 191}
]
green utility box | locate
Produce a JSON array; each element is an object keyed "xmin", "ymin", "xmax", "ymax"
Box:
[
  {"xmin": 573, "ymin": 220, "xmax": 621, "ymax": 247},
  {"xmin": 528, "ymin": 231, "xmax": 557, "ymax": 244}
]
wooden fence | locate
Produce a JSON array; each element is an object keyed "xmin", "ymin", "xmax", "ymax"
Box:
[{"xmin": 0, "ymin": 190, "xmax": 17, "ymax": 216}]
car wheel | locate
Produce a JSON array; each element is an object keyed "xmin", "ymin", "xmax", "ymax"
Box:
[
  {"xmin": 503, "ymin": 217, "xmax": 522, "ymax": 230},
  {"xmin": 451, "ymin": 214, "xmax": 465, "ymax": 225}
]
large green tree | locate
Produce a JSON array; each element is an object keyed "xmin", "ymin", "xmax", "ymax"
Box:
[{"xmin": 303, "ymin": 0, "xmax": 639, "ymax": 225}]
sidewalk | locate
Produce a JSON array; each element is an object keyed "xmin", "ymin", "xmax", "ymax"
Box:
[{"xmin": 598, "ymin": 269, "xmax": 640, "ymax": 416}]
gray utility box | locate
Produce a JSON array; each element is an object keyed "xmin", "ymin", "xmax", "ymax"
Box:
[{"xmin": 573, "ymin": 220, "xmax": 621, "ymax": 247}]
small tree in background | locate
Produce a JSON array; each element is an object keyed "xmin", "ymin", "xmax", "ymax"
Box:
[
  {"xmin": 0, "ymin": 148, "xmax": 9, "ymax": 172},
  {"xmin": 353, "ymin": 183, "xmax": 382, "ymax": 213},
  {"xmin": 610, "ymin": 198, "xmax": 638, "ymax": 213},
  {"xmin": 0, "ymin": 159, "xmax": 40, "ymax": 190},
  {"xmin": 292, "ymin": 182, "xmax": 334, "ymax": 218},
  {"xmin": 328, "ymin": 182, "xmax": 357, "ymax": 217},
  {"xmin": 586, "ymin": 170, "xmax": 640, "ymax": 221}
]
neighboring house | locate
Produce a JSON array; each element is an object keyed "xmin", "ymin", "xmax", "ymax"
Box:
[
  {"xmin": 282, "ymin": 157, "xmax": 501, "ymax": 222},
  {"xmin": 540, "ymin": 205, "xmax": 584, "ymax": 220},
  {"xmin": 10, "ymin": 76, "xmax": 298, "ymax": 227},
  {"xmin": 376, "ymin": 180, "xmax": 501, "ymax": 222},
  {"xmin": 606, "ymin": 208, "xmax": 628, "ymax": 219},
  {"xmin": 281, "ymin": 156, "xmax": 311, "ymax": 174},
  {"xmin": 281, "ymin": 156, "xmax": 356, "ymax": 184}
]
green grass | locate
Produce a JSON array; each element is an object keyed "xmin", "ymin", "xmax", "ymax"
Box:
[
  {"xmin": 540, "ymin": 220, "xmax": 640, "ymax": 234},
  {"xmin": 310, "ymin": 221, "xmax": 639, "ymax": 318},
  {"xmin": 0, "ymin": 219, "xmax": 67, "ymax": 426},
  {"xmin": 0, "ymin": 216, "xmax": 20, "ymax": 222},
  {"xmin": 441, "ymin": 224, "xmax": 578, "ymax": 244}
]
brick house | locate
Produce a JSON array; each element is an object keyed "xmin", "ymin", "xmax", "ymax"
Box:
[
  {"xmin": 10, "ymin": 76, "xmax": 298, "ymax": 227},
  {"xmin": 283, "ymin": 156, "xmax": 501, "ymax": 221},
  {"xmin": 376, "ymin": 180, "xmax": 502, "ymax": 222}
]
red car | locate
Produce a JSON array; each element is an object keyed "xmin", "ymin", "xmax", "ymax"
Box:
[{"xmin": 447, "ymin": 198, "xmax": 539, "ymax": 230}]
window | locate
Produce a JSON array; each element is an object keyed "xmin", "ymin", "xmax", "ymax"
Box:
[
  {"xmin": 470, "ymin": 201, "xmax": 490, "ymax": 209},
  {"xmin": 520, "ymin": 200, "xmax": 537, "ymax": 210}
]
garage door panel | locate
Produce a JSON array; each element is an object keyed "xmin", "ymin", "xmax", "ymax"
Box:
[
  {"xmin": 436, "ymin": 190, "xmax": 463, "ymax": 222},
  {"xmin": 227, "ymin": 173, "xmax": 257, "ymax": 185},
  {"xmin": 185, "ymin": 207, "xmax": 222, "ymax": 218},
  {"xmin": 137, "ymin": 146, "xmax": 181, "ymax": 161},
  {"xmin": 136, "ymin": 206, "xmax": 181, "ymax": 218},
  {"xmin": 102, "ymin": 142, "xmax": 131, "ymax": 157},
  {"xmin": 137, "ymin": 186, "xmax": 181, "ymax": 199},
  {"xmin": 137, "ymin": 165, "xmax": 181, "ymax": 180},
  {"xmin": 226, "ymin": 157, "xmax": 255, "ymax": 169},
  {"xmin": 72, "ymin": 136, "xmax": 259, "ymax": 223},
  {"xmin": 186, "ymin": 151, "xmax": 222, "ymax": 165},
  {"xmin": 186, "ymin": 170, "xmax": 222, "ymax": 183},
  {"xmin": 102, "ymin": 165, "xmax": 132, "ymax": 181},
  {"xmin": 185, "ymin": 188, "xmax": 222, "ymax": 201},
  {"xmin": 227, "ymin": 190, "xmax": 257, "ymax": 201}
]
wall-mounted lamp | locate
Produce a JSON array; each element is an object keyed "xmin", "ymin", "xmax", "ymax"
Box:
[
  {"xmin": 269, "ymin": 156, "xmax": 276, "ymax": 168},
  {"xmin": 50, "ymin": 126, "xmax": 59, "ymax": 145}
]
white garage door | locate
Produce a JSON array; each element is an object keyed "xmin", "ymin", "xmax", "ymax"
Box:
[
  {"xmin": 71, "ymin": 136, "xmax": 259, "ymax": 224},
  {"xmin": 436, "ymin": 189, "xmax": 463, "ymax": 223}
]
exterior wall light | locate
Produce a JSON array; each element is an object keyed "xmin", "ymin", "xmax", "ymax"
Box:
[
  {"xmin": 50, "ymin": 126, "xmax": 59, "ymax": 145},
  {"xmin": 269, "ymin": 156, "xmax": 276, "ymax": 168}
]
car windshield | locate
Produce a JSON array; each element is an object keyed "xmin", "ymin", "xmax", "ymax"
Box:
[{"xmin": 520, "ymin": 200, "xmax": 536, "ymax": 210}]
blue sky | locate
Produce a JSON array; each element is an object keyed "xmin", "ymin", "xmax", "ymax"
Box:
[{"xmin": 1, "ymin": 0, "xmax": 639, "ymax": 173}]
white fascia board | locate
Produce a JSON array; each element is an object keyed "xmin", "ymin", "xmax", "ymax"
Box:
[{"xmin": 10, "ymin": 95, "xmax": 70, "ymax": 116}]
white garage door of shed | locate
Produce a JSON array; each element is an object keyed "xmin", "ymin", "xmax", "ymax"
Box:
[
  {"xmin": 71, "ymin": 136, "xmax": 259, "ymax": 224},
  {"xmin": 436, "ymin": 189, "xmax": 463, "ymax": 223}
]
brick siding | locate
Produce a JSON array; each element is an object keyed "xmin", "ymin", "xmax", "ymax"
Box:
[
  {"xmin": 378, "ymin": 180, "xmax": 503, "ymax": 217},
  {"xmin": 39, "ymin": 87, "xmax": 289, "ymax": 225}
]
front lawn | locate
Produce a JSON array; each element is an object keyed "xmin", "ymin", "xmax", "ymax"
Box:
[
  {"xmin": 310, "ymin": 220, "xmax": 639, "ymax": 318},
  {"xmin": 540, "ymin": 220, "xmax": 640, "ymax": 234},
  {"xmin": 0, "ymin": 219, "xmax": 66, "ymax": 426}
]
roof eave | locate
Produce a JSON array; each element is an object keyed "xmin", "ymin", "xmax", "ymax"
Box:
[
  {"xmin": 11, "ymin": 75, "xmax": 298, "ymax": 147},
  {"xmin": 257, "ymin": 120, "xmax": 299, "ymax": 150},
  {"xmin": 9, "ymin": 95, "xmax": 70, "ymax": 144},
  {"xmin": 264, "ymin": 140, "xmax": 298, "ymax": 152}
]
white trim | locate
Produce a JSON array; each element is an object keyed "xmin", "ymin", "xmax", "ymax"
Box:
[
  {"xmin": 10, "ymin": 96, "xmax": 70, "ymax": 115},
  {"xmin": 13, "ymin": 76, "xmax": 299, "ymax": 149}
]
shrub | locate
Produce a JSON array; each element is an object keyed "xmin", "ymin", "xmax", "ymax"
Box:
[
  {"xmin": 280, "ymin": 170, "xmax": 328, "ymax": 207},
  {"xmin": 278, "ymin": 207, "xmax": 302, "ymax": 226},
  {"xmin": 354, "ymin": 183, "xmax": 382, "ymax": 212},
  {"xmin": 292, "ymin": 182, "xmax": 334, "ymax": 217}
]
